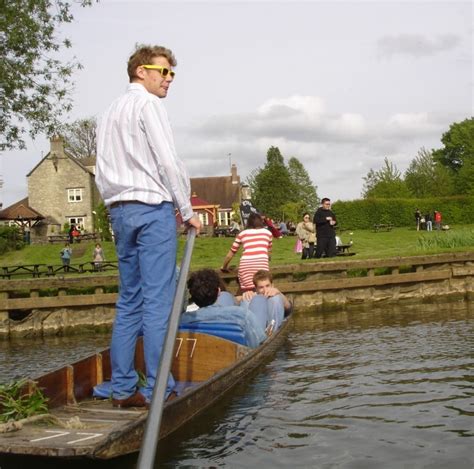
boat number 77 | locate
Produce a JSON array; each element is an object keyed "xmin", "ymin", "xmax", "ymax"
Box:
[{"xmin": 175, "ymin": 337, "xmax": 197, "ymax": 358}]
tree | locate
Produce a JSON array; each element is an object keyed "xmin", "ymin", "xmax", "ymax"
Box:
[
  {"xmin": 94, "ymin": 202, "xmax": 112, "ymax": 241},
  {"xmin": 279, "ymin": 201, "xmax": 307, "ymax": 223},
  {"xmin": 62, "ymin": 117, "xmax": 97, "ymax": 159},
  {"xmin": 287, "ymin": 157, "xmax": 319, "ymax": 214},
  {"xmin": 362, "ymin": 157, "xmax": 410, "ymax": 199},
  {"xmin": 1, "ymin": 1, "xmax": 95, "ymax": 151},
  {"xmin": 404, "ymin": 147, "xmax": 454, "ymax": 198},
  {"xmin": 456, "ymin": 158, "xmax": 474, "ymax": 195},
  {"xmin": 248, "ymin": 146, "xmax": 297, "ymax": 218},
  {"xmin": 432, "ymin": 117, "xmax": 474, "ymax": 173}
]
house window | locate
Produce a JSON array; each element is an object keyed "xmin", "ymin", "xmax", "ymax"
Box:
[
  {"xmin": 198, "ymin": 212, "xmax": 209, "ymax": 226},
  {"xmin": 69, "ymin": 217, "xmax": 84, "ymax": 229},
  {"xmin": 68, "ymin": 188, "xmax": 83, "ymax": 202},
  {"xmin": 218, "ymin": 211, "xmax": 232, "ymax": 226}
]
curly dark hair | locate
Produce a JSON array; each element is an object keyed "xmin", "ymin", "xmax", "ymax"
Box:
[{"xmin": 187, "ymin": 269, "xmax": 223, "ymax": 307}]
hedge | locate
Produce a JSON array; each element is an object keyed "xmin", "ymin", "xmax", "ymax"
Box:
[{"xmin": 332, "ymin": 196, "xmax": 474, "ymax": 230}]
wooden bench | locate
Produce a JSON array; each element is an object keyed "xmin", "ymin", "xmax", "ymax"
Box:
[
  {"xmin": 373, "ymin": 223, "xmax": 393, "ymax": 232},
  {"xmin": 214, "ymin": 227, "xmax": 238, "ymax": 237},
  {"xmin": 336, "ymin": 244, "xmax": 355, "ymax": 256}
]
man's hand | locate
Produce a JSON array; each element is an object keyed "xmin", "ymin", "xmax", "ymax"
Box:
[
  {"xmin": 264, "ymin": 286, "xmax": 281, "ymax": 298},
  {"xmin": 185, "ymin": 214, "xmax": 202, "ymax": 234}
]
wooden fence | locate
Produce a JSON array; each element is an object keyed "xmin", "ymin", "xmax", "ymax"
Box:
[{"xmin": 0, "ymin": 252, "xmax": 472, "ymax": 316}]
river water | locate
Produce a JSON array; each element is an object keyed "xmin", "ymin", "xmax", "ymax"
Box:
[{"xmin": 1, "ymin": 300, "xmax": 473, "ymax": 468}]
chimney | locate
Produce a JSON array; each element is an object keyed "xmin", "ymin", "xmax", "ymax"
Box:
[
  {"xmin": 50, "ymin": 135, "xmax": 65, "ymax": 156},
  {"xmin": 49, "ymin": 136, "xmax": 65, "ymax": 172},
  {"xmin": 231, "ymin": 164, "xmax": 239, "ymax": 184}
]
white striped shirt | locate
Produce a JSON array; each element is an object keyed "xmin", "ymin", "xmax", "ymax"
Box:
[{"xmin": 95, "ymin": 83, "xmax": 193, "ymax": 221}]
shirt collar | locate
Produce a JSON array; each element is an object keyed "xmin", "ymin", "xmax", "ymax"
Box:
[{"xmin": 127, "ymin": 82, "xmax": 148, "ymax": 93}]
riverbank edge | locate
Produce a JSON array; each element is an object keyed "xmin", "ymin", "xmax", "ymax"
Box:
[{"xmin": 1, "ymin": 251, "xmax": 473, "ymax": 338}]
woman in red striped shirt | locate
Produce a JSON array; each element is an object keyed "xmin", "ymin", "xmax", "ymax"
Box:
[{"xmin": 221, "ymin": 213, "xmax": 273, "ymax": 292}]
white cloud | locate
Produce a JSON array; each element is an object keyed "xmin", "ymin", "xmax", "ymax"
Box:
[
  {"xmin": 174, "ymin": 96, "xmax": 467, "ymax": 201},
  {"xmin": 376, "ymin": 34, "xmax": 461, "ymax": 58}
]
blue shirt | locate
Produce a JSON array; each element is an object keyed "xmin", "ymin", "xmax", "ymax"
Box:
[{"xmin": 180, "ymin": 303, "xmax": 266, "ymax": 348}]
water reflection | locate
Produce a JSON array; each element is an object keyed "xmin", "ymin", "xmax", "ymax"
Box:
[
  {"xmin": 0, "ymin": 334, "xmax": 111, "ymax": 383},
  {"xmin": 0, "ymin": 300, "xmax": 472, "ymax": 468}
]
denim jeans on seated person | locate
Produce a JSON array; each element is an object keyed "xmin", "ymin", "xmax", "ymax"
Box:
[
  {"xmin": 267, "ymin": 295, "xmax": 285, "ymax": 329},
  {"xmin": 241, "ymin": 294, "xmax": 285, "ymax": 331},
  {"xmin": 109, "ymin": 201, "xmax": 176, "ymax": 401}
]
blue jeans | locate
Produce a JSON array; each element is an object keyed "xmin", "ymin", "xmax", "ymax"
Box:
[
  {"xmin": 109, "ymin": 201, "xmax": 177, "ymax": 401},
  {"xmin": 242, "ymin": 294, "xmax": 285, "ymax": 331}
]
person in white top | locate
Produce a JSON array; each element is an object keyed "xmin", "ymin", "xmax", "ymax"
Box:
[{"xmin": 95, "ymin": 44, "xmax": 201, "ymax": 408}]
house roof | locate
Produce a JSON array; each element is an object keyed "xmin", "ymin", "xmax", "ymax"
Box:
[
  {"xmin": 0, "ymin": 197, "xmax": 44, "ymax": 220},
  {"xmin": 27, "ymin": 150, "xmax": 95, "ymax": 177},
  {"xmin": 191, "ymin": 193, "xmax": 218, "ymax": 208},
  {"xmin": 190, "ymin": 175, "xmax": 240, "ymax": 210},
  {"xmin": 80, "ymin": 156, "xmax": 97, "ymax": 168}
]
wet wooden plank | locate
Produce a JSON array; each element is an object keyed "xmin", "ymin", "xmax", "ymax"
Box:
[
  {"xmin": 71, "ymin": 355, "xmax": 101, "ymax": 401},
  {"xmin": 278, "ymin": 269, "xmax": 452, "ymax": 293},
  {"xmin": 0, "ymin": 293, "xmax": 118, "ymax": 310},
  {"xmin": 34, "ymin": 366, "xmax": 75, "ymax": 407}
]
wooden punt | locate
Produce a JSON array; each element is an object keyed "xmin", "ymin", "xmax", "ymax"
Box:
[{"xmin": 0, "ymin": 316, "xmax": 291, "ymax": 460}]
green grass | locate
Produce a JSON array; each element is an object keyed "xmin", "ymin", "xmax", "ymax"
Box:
[
  {"xmin": 0, "ymin": 379, "xmax": 48, "ymax": 422},
  {"xmin": 1, "ymin": 225, "xmax": 474, "ymax": 271}
]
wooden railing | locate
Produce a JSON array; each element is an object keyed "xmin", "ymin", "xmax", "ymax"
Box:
[{"xmin": 0, "ymin": 252, "xmax": 473, "ymax": 313}]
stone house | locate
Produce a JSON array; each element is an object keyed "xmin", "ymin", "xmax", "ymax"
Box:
[
  {"xmin": 26, "ymin": 136, "xmax": 100, "ymax": 241},
  {"xmin": 1, "ymin": 139, "xmax": 245, "ymax": 241}
]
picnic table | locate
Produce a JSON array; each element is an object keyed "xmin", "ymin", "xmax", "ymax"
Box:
[
  {"xmin": 337, "ymin": 243, "xmax": 352, "ymax": 254},
  {"xmin": 45, "ymin": 261, "xmax": 119, "ymax": 276},
  {"xmin": 373, "ymin": 223, "xmax": 393, "ymax": 232},
  {"xmin": 336, "ymin": 244, "xmax": 355, "ymax": 256},
  {"xmin": 1, "ymin": 264, "xmax": 46, "ymax": 279},
  {"xmin": 214, "ymin": 227, "xmax": 239, "ymax": 237}
]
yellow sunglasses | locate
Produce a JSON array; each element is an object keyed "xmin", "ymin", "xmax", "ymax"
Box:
[{"xmin": 142, "ymin": 65, "xmax": 175, "ymax": 78}]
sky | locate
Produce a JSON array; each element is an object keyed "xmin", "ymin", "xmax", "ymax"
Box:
[{"xmin": 1, "ymin": 0, "xmax": 472, "ymax": 209}]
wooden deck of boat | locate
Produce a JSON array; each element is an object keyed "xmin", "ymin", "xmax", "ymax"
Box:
[{"xmin": 0, "ymin": 398, "xmax": 148, "ymax": 458}]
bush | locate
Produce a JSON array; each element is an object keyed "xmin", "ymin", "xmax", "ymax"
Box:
[
  {"xmin": 0, "ymin": 226, "xmax": 24, "ymax": 255},
  {"xmin": 333, "ymin": 196, "xmax": 474, "ymax": 230}
]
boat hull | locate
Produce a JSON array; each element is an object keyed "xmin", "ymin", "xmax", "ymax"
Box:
[{"xmin": 0, "ymin": 317, "xmax": 291, "ymax": 459}]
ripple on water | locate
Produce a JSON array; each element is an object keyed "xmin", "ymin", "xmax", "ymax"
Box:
[
  {"xmin": 157, "ymin": 302, "xmax": 474, "ymax": 468},
  {"xmin": 1, "ymin": 302, "xmax": 472, "ymax": 468}
]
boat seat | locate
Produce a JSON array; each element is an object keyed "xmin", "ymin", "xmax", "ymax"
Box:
[{"xmin": 178, "ymin": 322, "xmax": 247, "ymax": 346}]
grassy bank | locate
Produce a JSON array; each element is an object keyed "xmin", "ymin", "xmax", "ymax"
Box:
[{"xmin": 1, "ymin": 225, "xmax": 473, "ymax": 271}]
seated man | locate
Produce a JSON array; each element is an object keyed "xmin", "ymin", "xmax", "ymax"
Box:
[
  {"xmin": 180, "ymin": 269, "xmax": 267, "ymax": 348},
  {"xmin": 240, "ymin": 270, "xmax": 292, "ymax": 332}
]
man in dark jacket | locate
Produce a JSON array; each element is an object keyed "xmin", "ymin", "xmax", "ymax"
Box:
[{"xmin": 313, "ymin": 198, "xmax": 337, "ymax": 258}]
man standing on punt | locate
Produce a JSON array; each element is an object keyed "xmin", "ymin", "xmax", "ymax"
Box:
[{"xmin": 96, "ymin": 44, "xmax": 201, "ymax": 408}]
